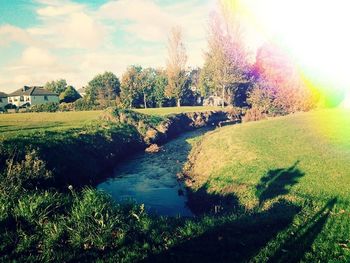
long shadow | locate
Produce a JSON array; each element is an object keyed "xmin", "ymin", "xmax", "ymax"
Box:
[
  {"xmin": 142, "ymin": 162, "xmax": 309, "ymax": 262},
  {"xmin": 267, "ymin": 198, "xmax": 337, "ymax": 263},
  {"xmin": 143, "ymin": 198, "xmax": 300, "ymax": 263},
  {"xmin": 256, "ymin": 160, "xmax": 304, "ymax": 205}
]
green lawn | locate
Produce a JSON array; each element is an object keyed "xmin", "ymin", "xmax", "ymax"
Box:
[
  {"xmin": 0, "ymin": 106, "xmax": 220, "ymax": 137},
  {"xmin": 182, "ymin": 108, "xmax": 350, "ymax": 262},
  {"xmin": 0, "ymin": 111, "xmax": 103, "ymax": 137}
]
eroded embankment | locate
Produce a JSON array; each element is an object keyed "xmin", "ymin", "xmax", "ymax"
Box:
[{"xmin": 0, "ymin": 108, "xmax": 238, "ymax": 188}]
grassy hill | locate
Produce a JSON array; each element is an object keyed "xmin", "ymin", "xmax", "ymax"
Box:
[{"xmin": 181, "ymin": 108, "xmax": 350, "ymax": 262}]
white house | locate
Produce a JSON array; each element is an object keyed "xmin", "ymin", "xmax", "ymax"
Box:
[
  {"xmin": 0, "ymin": 92, "xmax": 8, "ymax": 109},
  {"xmin": 8, "ymin": 86, "xmax": 59, "ymax": 107}
]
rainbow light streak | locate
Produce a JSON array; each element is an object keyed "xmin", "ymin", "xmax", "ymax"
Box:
[{"xmin": 221, "ymin": 0, "xmax": 350, "ymax": 108}]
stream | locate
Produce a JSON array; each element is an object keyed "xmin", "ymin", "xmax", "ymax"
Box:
[{"xmin": 97, "ymin": 128, "xmax": 213, "ymax": 217}]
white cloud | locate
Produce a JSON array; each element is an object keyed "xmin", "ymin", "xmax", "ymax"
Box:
[
  {"xmin": 0, "ymin": 0, "xmax": 210, "ymax": 92},
  {"xmin": 21, "ymin": 47, "xmax": 57, "ymax": 67},
  {"xmin": 37, "ymin": 2, "xmax": 84, "ymax": 17},
  {"xmin": 98, "ymin": 0, "xmax": 209, "ymax": 43},
  {"xmin": 0, "ymin": 25, "xmax": 39, "ymax": 47}
]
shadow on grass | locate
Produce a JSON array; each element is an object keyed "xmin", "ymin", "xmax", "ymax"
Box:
[
  {"xmin": 256, "ymin": 160, "xmax": 305, "ymax": 205},
  {"xmin": 267, "ymin": 198, "xmax": 337, "ymax": 263},
  {"xmin": 142, "ymin": 162, "xmax": 335, "ymax": 262}
]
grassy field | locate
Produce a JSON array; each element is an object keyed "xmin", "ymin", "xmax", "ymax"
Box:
[
  {"xmin": 181, "ymin": 108, "xmax": 350, "ymax": 262},
  {"xmin": 0, "ymin": 106, "xmax": 220, "ymax": 137},
  {"xmin": 0, "ymin": 111, "xmax": 103, "ymax": 137}
]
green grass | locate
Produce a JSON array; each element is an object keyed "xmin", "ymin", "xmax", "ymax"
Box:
[
  {"xmin": 0, "ymin": 111, "xmax": 102, "ymax": 137},
  {"xmin": 182, "ymin": 108, "xmax": 350, "ymax": 262},
  {"xmin": 4, "ymin": 107, "xmax": 349, "ymax": 261}
]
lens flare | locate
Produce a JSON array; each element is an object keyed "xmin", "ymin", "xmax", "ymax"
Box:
[{"xmin": 221, "ymin": 0, "xmax": 350, "ymax": 107}]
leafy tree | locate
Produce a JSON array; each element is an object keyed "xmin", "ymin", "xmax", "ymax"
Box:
[
  {"xmin": 251, "ymin": 43, "xmax": 317, "ymax": 114},
  {"xmin": 198, "ymin": 61, "xmax": 216, "ymax": 97},
  {"xmin": 59, "ymin": 86, "xmax": 81, "ymax": 103},
  {"xmin": 120, "ymin": 66, "xmax": 143, "ymax": 108},
  {"xmin": 152, "ymin": 69, "xmax": 168, "ymax": 107},
  {"xmin": 44, "ymin": 79, "xmax": 68, "ymax": 95},
  {"xmin": 203, "ymin": 8, "xmax": 250, "ymax": 107},
  {"xmin": 165, "ymin": 26, "xmax": 188, "ymax": 107},
  {"xmin": 139, "ymin": 68, "xmax": 156, "ymax": 108},
  {"xmin": 86, "ymin": 72, "xmax": 120, "ymax": 105}
]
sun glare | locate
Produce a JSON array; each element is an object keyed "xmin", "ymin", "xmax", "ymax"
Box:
[{"xmin": 232, "ymin": 0, "xmax": 350, "ymax": 106}]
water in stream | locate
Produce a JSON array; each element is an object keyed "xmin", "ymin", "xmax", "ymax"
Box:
[{"xmin": 98, "ymin": 128, "xmax": 212, "ymax": 217}]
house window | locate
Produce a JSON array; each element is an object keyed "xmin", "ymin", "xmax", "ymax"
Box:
[
  {"xmin": 44, "ymin": 96, "xmax": 48, "ymax": 101},
  {"xmin": 20, "ymin": 96, "xmax": 24, "ymax": 102}
]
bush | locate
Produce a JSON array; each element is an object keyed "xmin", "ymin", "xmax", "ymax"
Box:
[
  {"xmin": 73, "ymin": 98, "xmax": 97, "ymax": 111},
  {"xmin": 242, "ymin": 107, "xmax": 267, "ymax": 123},
  {"xmin": 30, "ymin": 102, "xmax": 59, "ymax": 113},
  {"xmin": 58, "ymin": 102, "xmax": 75, "ymax": 112},
  {"xmin": 0, "ymin": 150, "xmax": 53, "ymax": 195}
]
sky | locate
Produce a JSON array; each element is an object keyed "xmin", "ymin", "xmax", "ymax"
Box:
[{"xmin": 0, "ymin": 0, "xmax": 212, "ymax": 92}]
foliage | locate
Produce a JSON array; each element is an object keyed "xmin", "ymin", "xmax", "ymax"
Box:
[
  {"xmin": 0, "ymin": 150, "xmax": 53, "ymax": 195},
  {"xmin": 30, "ymin": 102, "xmax": 59, "ymax": 113},
  {"xmin": 250, "ymin": 43, "xmax": 318, "ymax": 115},
  {"xmin": 59, "ymin": 86, "xmax": 81, "ymax": 103},
  {"xmin": 86, "ymin": 72, "xmax": 121, "ymax": 106},
  {"xmin": 138, "ymin": 68, "xmax": 157, "ymax": 108},
  {"xmin": 44, "ymin": 79, "xmax": 67, "ymax": 95},
  {"xmin": 165, "ymin": 26, "xmax": 188, "ymax": 107},
  {"xmin": 202, "ymin": 9, "xmax": 250, "ymax": 107},
  {"xmin": 242, "ymin": 107, "xmax": 267, "ymax": 122},
  {"xmin": 152, "ymin": 69, "xmax": 168, "ymax": 107},
  {"xmin": 120, "ymin": 65, "xmax": 143, "ymax": 108}
]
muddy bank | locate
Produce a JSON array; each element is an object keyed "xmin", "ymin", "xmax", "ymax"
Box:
[{"xmin": 102, "ymin": 108, "xmax": 240, "ymax": 146}]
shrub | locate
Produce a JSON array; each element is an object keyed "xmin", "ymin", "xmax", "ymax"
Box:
[
  {"xmin": 73, "ymin": 98, "xmax": 97, "ymax": 111},
  {"xmin": 242, "ymin": 107, "xmax": 267, "ymax": 123},
  {"xmin": 58, "ymin": 102, "xmax": 75, "ymax": 112},
  {"xmin": 30, "ymin": 102, "xmax": 59, "ymax": 113},
  {"xmin": 0, "ymin": 150, "xmax": 53, "ymax": 195}
]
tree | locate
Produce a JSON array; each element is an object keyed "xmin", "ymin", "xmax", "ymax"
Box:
[
  {"xmin": 152, "ymin": 69, "xmax": 168, "ymax": 107},
  {"xmin": 251, "ymin": 43, "xmax": 317, "ymax": 114},
  {"xmin": 45, "ymin": 79, "xmax": 67, "ymax": 95},
  {"xmin": 203, "ymin": 6, "xmax": 250, "ymax": 107},
  {"xmin": 165, "ymin": 26, "xmax": 188, "ymax": 107},
  {"xmin": 59, "ymin": 86, "xmax": 81, "ymax": 103},
  {"xmin": 86, "ymin": 72, "xmax": 120, "ymax": 105},
  {"xmin": 139, "ymin": 68, "xmax": 156, "ymax": 108},
  {"xmin": 120, "ymin": 66, "xmax": 143, "ymax": 108}
]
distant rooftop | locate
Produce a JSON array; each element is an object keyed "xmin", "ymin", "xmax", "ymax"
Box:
[
  {"xmin": 9, "ymin": 86, "xmax": 58, "ymax": 96},
  {"xmin": 0, "ymin": 92, "xmax": 7, "ymax": 98}
]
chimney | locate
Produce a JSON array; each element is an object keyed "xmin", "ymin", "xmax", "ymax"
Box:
[{"xmin": 23, "ymin": 86, "xmax": 30, "ymax": 92}]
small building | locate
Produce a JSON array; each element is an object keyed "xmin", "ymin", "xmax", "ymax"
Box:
[
  {"xmin": 8, "ymin": 86, "xmax": 59, "ymax": 107},
  {"xmin": 0, "ymin": 92, "xmax": 8, "ymax": 109}
]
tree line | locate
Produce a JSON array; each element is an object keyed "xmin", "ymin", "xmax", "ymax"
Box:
[{"xmin": 43, "ymin": 2, "xmax": 319, "ymax": 116}]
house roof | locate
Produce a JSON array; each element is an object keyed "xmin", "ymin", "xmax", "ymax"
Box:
[
  {"xmin": 0, "ymin": 92, "xmax": 7, "ymax": 98},
  {"xmin": 9, "ymin": 86, "xmax": 58, "ymax": 96}
]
